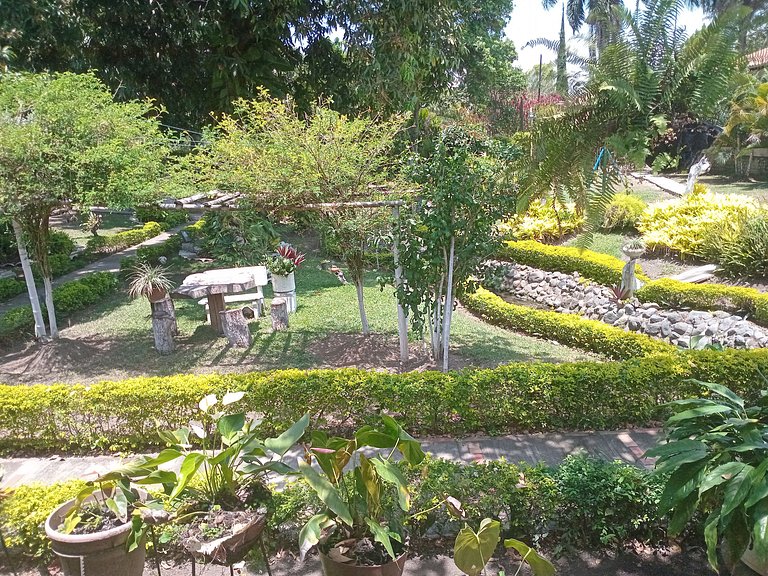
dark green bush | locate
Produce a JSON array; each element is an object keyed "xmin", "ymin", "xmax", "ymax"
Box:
[
  {"xmin": 135, "ymin": 205, "xmax": 188, "ymax": 228},
  {"xmin": 47, "ymin": 231, "xmax": 76, "ymax": 257},
  {"xmin": 601, "ymin": 194, "xmax": 647, "ymax": 232},
  {"xmin": 1, "ymin": 348, "xmax": 767, "ymax": 454},
  {"xmin": 499, "ymin": 240, "xmax": 646, "ymax": 285},
  {"xmin": 135, "ymin": 235, "xmax": 182, "ymax": 263},
  {"xmin": 463, "ymin": 287, "xmax": 673, "ymax": 359},
  {"xmin": 86, "ymin": 222, "xmax": 164, "ymax": 255},
  {"xmin": 716, "ymin": 213, "xmax": 768, "ymax": 279},
  {"xmin": 0, "ymin": 278, "xmax": 25, "ymax": 301},
  {"xmin": 197, "ymin": 211, "xmax": 278, "ymax": 265}
]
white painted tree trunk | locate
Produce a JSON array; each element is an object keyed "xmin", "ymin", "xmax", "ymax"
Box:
[
  {"xmin": 355, "ymin": 280, "xmax": 370, "ymax": 335},
  {"xmin": 11, "ymin": 219, "xmax": 47, "ymax": 340},
  {"xmin": 441, "ymin": 236, "xmax": 456, "ymax": 373},
  {"xmin": 43, "ymin": 275, "xmax": 58, "ymax": 338},
  {"xmin": 392, "ymin": 205, "xmax": 409, "ymax": 362}
]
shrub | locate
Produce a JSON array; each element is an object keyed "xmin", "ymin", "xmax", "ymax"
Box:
[
  {"xmin": 462, "ymin": 287, "xmax": 673, "ymax": 360},
  {"xmin": 135, "ymin": 205, "xmax": 188, "ymax": 228},
  {"xmin": 639, "ymin": 189, "xmax": 761, "ymax": 259},
  {"xmin": 0, "ymin": 278, "xmax": 25, "ymax": 301},
  {"xmin": 499, "ymin": 202, "xmax": 583, "ymax": 242},
  {"xmin": 0, "ymin": 272, "xmax": 118, "ymax": 341},
  {"xmin": 197, "ymin": 211, "xmax": 278, "ymax": 265},
  {"xmin": 47, "ymin": 230, "xmax": 76, "ymax": 256},
  {"xmin": 85, "ymin": 221, "xmax": 164, "ymax": 255},
  {"xmin": 715, "ymin": 212, "xmax": 768, "ymax": 278},
  {"xmin": 499, "ymin": 240, "xmax": 645, "ymax": 286},
  {"xmin": 135, "ymin": 235, "xmax": 182, "ymax": 263},
  {"xmin": 1, "ymin": 348, "xmax": 768, "ymax": 454},
  {"xmin": 0, "ymin": 480, "xmax": 86, "ymax": 558},
  {"xmin": 637, "ymin": 278, "xmax": 768, "ymax": 326},
  {"xmin": 601, "ymin": 194, "xmax": 647, "ymax": 232},
  {"xmin": 551, "ymin": 455, "xmax": 664, "ymax": 549},
  {"xmin": 183, "ymin": 217, "xmax": 207, "ymax": 239}
]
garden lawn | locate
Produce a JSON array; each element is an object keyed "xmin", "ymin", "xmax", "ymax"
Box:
[
  {"xmin": 53, "ymin": 213, "xmax": 138, "ymax": 248},
  {"xmin": 0, "ymin": 253, "xmax": 597, "ymax": 384}
]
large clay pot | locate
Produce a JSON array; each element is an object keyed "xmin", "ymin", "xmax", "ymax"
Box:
[
  {"xmin": 147, "ymin": 286, "xmax": 168, "ymax": 304},
  {"xmin": 45, "ymin": 492, "xmax": 145, "ymax": 576},
  {"xmin": 271, "ymin": 272, "xmax": 295, "ymax": 293},
  {"xmin": 319, "ymin": 550, "xmax": 408, "ymax": 576}
]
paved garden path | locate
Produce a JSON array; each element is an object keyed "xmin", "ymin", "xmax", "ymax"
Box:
[
  {"xmin": 0, "ymin": 429, "xmax": 660, "ymax": 488},
  {"xmin": 0, "ymin": 226, "xmax": 184, "ymax": 316}
]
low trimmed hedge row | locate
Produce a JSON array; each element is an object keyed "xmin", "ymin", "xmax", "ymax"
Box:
[
  {"xmin": 85, "ymin": 221, "xmax": 164, "ymax": 255},
  {"xmin": 1, "ymin": 347, "xmax": 767, "ymax": 454},
  {"xmin": 0, "ymin": 272, "xmax": 118, "ymax": 342},
  {"xmin": 0, "ymin": 277, "xmax": 25, "ymax": 302},
  {"xmin": 463, "ymin": 287, "xmax": 674, "ymax": 359},
  {"xmin": 499, "ymin": 240, "xmax": 646, "ymax": 286},
  {"xmin": 637, "ymin": 278, "xmax": 768, "ymax": 326}
]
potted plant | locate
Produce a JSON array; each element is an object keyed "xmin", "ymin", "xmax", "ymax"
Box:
[
  {"xmin": 645, "ymin": 380, "xmax": 768, "ymax": 575},
  {"xmin": 298, "ymin": 415, "xmax": 425, "ymax": 576},
  {"xmin": 621, "ymin": 238, "xmax": 646, "ymax": 261},
  {"xmin": 137, "ymin": 392, "xmax": 309, "ymax": 567},
  {"xmin": 44, "ymin": 472, "xmax": 152, "ymax": 576},
  {"xmin": 266, "ymin": 242, "xmax": 305, "ymax": 293},
  {"xmin": 128, "ymin": 262, "xmax": 174, "ymax": 303}
]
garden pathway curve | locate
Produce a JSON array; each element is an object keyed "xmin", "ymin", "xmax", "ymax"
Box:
[
  {"xmin": 0, "ymin": 429, "xmax": 660, "ymax": 488},
  {"xmin": 0, "ymin": 225, "xmax": 185, "ymax": 316}
]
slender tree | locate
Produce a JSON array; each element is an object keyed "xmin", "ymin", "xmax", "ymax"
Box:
[
  {"xmin": 557, "ymin": 5, "xmax": 570, "ymax": 95},
  {"xmin": 542, "ymin": 0, "xmax": 624, "ymax": 58}
]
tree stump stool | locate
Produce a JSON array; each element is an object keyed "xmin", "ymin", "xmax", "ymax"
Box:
[
  {"xmin": 271, "ymin": 298, "xmax": 289, "ymax": 331},
  {"xmin": 218, "ymin": 309, "xmax": 252, "ymax": 347},
  {"xmin": 150, "ymin": 296, "xmax": 177, "ymax": 354}
]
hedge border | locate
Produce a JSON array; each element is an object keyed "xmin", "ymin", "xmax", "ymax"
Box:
[
  {"xmin": 462, "ymin": 287, "xmax": 674, "ymax": 359},
  {"xmin": 1, "ymin": 348, "xmax": 767, "ymax": 454},
  {"xmin": 637, "ymin": 278, "xmax": 768, "ymax": 327},
  {"xmin": 499, "ymin": 240, "xmax": 647, "ymax": 286}
]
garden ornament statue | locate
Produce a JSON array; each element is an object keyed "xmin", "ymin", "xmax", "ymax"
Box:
[
  {"xmin": 620, "ymin": 239, "xmax": 645, "ymax": 297},
  {"xmin": 685, "ymin": 155, "xmax": 711, "ymax": 194}
]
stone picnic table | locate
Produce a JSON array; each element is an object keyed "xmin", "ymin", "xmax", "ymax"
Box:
[{"xmin": 173, "ymin": 267, "xmax": 259, "ymax": 334}]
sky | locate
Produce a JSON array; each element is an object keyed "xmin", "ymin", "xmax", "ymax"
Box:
[{"xmin": 506, "ymin": 1, "xmax": 707, "ymax": 71}]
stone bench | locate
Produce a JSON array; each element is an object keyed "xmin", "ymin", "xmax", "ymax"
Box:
[{"xmin": 199, "ymin": 291, "xmax": 265, "ymax": 319}]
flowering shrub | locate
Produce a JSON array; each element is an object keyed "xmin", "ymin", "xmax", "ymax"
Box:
[{"xmin": 266, "ymin": 242, "xmax": 306, "ymax": 275}]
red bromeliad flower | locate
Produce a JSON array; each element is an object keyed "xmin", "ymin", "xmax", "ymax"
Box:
[{"xmin": 277, "ymin": 243, "xmax": 305, "ymax": 267}]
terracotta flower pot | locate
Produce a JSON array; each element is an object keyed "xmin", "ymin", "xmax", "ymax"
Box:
[
  {"xmin": 147, "ymin": 286, "xmax": 168, "ymax": 303},
  {"xmin": 45, "ymin": 492, "xmax": 146, "ymax": 576},
  {"xmin": 319, "ymin": 550, "xmax": 408, "ymax": 576}
]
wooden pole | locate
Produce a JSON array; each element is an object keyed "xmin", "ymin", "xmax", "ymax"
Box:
[{"xmin": 392, "ymin": 205, "xmax": 409, "ymax": 363}]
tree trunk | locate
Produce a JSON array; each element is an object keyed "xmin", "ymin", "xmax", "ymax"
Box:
[
  {"xmin": 11, "ymin": 218, "xmax": 46, "ymax": 340},
  {"xmin": 441, "ymin": 236, "xmax": 456, "ymax": 373},
  {"xmin": 392, "ymin": 205, "xmax": 409, "ymax": 362},
  {"xmin": 271, "ymin": 298, "xmax": 289, "ymax": 331},
  {"xmin": 150, "ymin": 296, "xmax": 176, "ymax": 354},
  {"xmin": 355, "ymin": 280, "xmax": 370, "ymax": 335},
  {"xmin": 43, "ymin": 276, "xmax": 58, "ymax": 338},
  {"xmin": 219, "ymin": 308, "xmax": 251, "ymax": 348}
]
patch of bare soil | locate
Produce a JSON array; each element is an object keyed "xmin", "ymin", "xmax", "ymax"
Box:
[
  {"xmin": 307, "ymin": 333, "xmax": 476, "ymax": 373},
  {"xmin": 635, "ymin": 255, "xmax": 696, "ymax": 280}
]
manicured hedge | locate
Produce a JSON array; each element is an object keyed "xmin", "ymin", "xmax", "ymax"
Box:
[
  {"xmin": 637, "ymin": 278, "xmax": 768, "ymax": 326},
  {"xmin": 85, "ymin": 221, "xmax": 164, "ymax": 255},
  {"xmin": 135, "ymin": 235, "xmax": 183, "ymax": 263},
  {"xmin": 498, "ymin": 240, "xmax": 647, "ymax": 286},
  {"xmin": 463, "ymin": 287, "xmax": 673, "ymax": 359},
  {"xmin": 0, "ymin": 277, "xmax": 25, "ymax": 302},
  {"xmin": 1, "ymin": 348, "xmax": 767, "ymax": 454},
  {"xmin": 0, "ymin": 272, "xmax": 118, "ymax": 342}
]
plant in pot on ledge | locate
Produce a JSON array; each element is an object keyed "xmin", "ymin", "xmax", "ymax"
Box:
[
  {"xmin": 298, "ymin": 415, "xmax": 426, "ymax": 576},
  {"xmin": 645, "ymin": 380, "xmax": 768, "ymax": 575},
  {"xmin": 138, "ymin": 392, "xmax": 309, "ymax": 571},
  {"xmin": 265, "ymin": 242, "xmax": 305, "ymax": 312},
  {"xmin": 127, "ymin": 262, "xmax": 177, "ymax": 354}
]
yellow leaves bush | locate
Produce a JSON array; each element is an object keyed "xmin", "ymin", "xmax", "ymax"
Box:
[{"xmin": 498, "ymin": 202, "xmax": 583, "ymax": 242}]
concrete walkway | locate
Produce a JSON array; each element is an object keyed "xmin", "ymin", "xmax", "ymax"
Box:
[
  {"xmin": 0, "ymin": 429, "xmax": 660, "ymax": 488},
  {"xmin": 630, "ymin": 171, "xmax": 686, "ymax": 196},
  {"xmin": 0, "ymin": 226, "xmax": 183, "ymax": 316}
]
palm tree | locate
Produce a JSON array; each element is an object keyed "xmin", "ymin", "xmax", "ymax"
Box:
[
  {"xmin": 542, "ymin": 0, "xmax": 625, "ymax": 57},
  {"xmin": 684, "ymin": 0, "xmax": 768, "ymax": 50}
]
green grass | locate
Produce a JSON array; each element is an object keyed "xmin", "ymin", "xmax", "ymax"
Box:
[
  {"xmin": 564, "ymin": 232, "xmax": 630, "ymax": 260},
  {"xmin": 2, "ymin": 249, "xmax": 598, "ymax": 384},
  {"xmin": 671, "ymin": 175, "xmax": 768, "ymax": 200},
  {"xmin": 54, "ymin": 213, "xmax": 138, "ymax": 248}
]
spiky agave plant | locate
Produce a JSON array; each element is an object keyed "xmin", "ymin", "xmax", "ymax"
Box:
[{"xmin": 127, "ymin": 262, "xmax": 174, "ymax": 301}]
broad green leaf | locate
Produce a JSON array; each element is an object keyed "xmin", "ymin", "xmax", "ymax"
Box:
[
  {"xmin": 646, "ymin": 440, "xmax": 708, "ymax": 474},
  {"xmin": 453, "ymin": 518, "xmax": 501, "ymax": 576},
  {"xmin": 703, "ymin": 512, "xmax": 720, "ymax": 572},
  {"xmin": 645, "ymin": 439, "xmax": 707, "ymax": 459},
  {"xmin": 365, "ymin": 517, "xmax": 401, "ymax": 561},
  {"xmin": 668, "ymin": 491, "xmax": 700, "ymax": 536},
  {"xmin": 140, "ymin": 448, "xmax": 182, "ymax": 467},
  {"xmin": 299, "ymin": 513, "xmax": 333, "ymax": 560},
  {"xmin": 722, "ymin": 465, "xmax": 755, "ymax": 518},
  {"xmin": 96, "ymin": 464, "xmax": 152, "ymax": 482},
  {"xmin": 106, "ymin": 489, "xmax": 128, "ymax": 523},
  {"xmin": 359, "ymin": 454, "xmax": 381, "ymax": 513},
  {"xmin": 356, "ymin": 429, "xmax": 397, "ymax": 449},
  {"xmin": 752, "ymin": 499, "xmax": 768, "ymax": 565},
  {"xmin": 746, "ymin": 477, "xmax": 768, "ymax": 508},
  {"xmin": 62, "ymin": 513, "xmax": 82, "ymax": 534},
  {"xmin": 371, "ymin": 457, "xmax": 410, "ymax": 511},
  {"xmin": 199, "ymin": 394, "xmax": 218, "ymax": 413},
  {"xmin": 298, "ymin": 460, "xmax": 353, "ymax": 526},
  {"xmin": 380, "ymin": 415, "xmax": 425, "ymax": 465},
  {"xmin": 504, "ymin": 538, "xmax": 555, "ymax": 576},
  {"xmin": 265, "ymin": 413, "xmax": 309, "ymax": 456},
  {"xmin": 703, "ymin": 382, "xmax": 745, "ymax": 408},
  {"xmin": 667, "ymin": 405, "xmax": 732, "ymax": 424},
  {"xmin": 126, "ymin": 515, "xmax": 147, "ymax": 553},
  {"xmin": 222, "ymin": 391, "xmax": 245, "ymax": 406},
  {"xmin": 699, "ymin": 462, "xmax": 747, "ymax": 496},
  {"xmin": 132, "ymin": 470, "xmax": 177, "ymax": 486},
  {"xmin": 170, "ymin": 452, "xmax": 205, "ymax": 500},
  {"xmin": 659, "ymin": 460, "xmax": 708, "ymax": 515},
  {"xmin": 217, "ymin": 413, "xmax": 246, "ymax": 441},
  {"xmin": 240, "ymin": 461, "xmax": 296, "ymax": 476}
]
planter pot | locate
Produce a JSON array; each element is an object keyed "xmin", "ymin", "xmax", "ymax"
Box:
[
  {"xmin": 147, "ymin": 287, "xmax": 168, "ymax": 304},
  {"xmin": 182, "ymin": 510, "xmax": 267, "ymax": 565},
  {"xmin": 271, "ymin": 272, "xmax": 295, "ymax": 293},
  {"xmin": 743, "ymin": 545, "xmax": 768, "ymax": 575},
  {"xmin": 45, "ymin": 492, "xmax": 146, "ymax": 576},
  {"xmin": 319, "ymin": 550, "xmax": 408, "ymax": 576}
]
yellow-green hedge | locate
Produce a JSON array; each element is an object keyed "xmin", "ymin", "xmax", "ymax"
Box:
[
  {"xmin": 498, "ymin": 240, "xmax": 646, "ymax": 286},
  {"xmin": 463, "ymin": 287, "xmax": 673, "ymax": 360},
  {"xmin": 2, "ymin": 348, "xmax": 768, "ymax": 454},
  {"xmin": 637, "ymin": 279, "xmax": 768, "ymax": 326}
]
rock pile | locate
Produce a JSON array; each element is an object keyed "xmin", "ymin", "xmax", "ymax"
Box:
[{"xmin": 486, "ymin": 261, "xmax": 768, "ymax": 350}]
